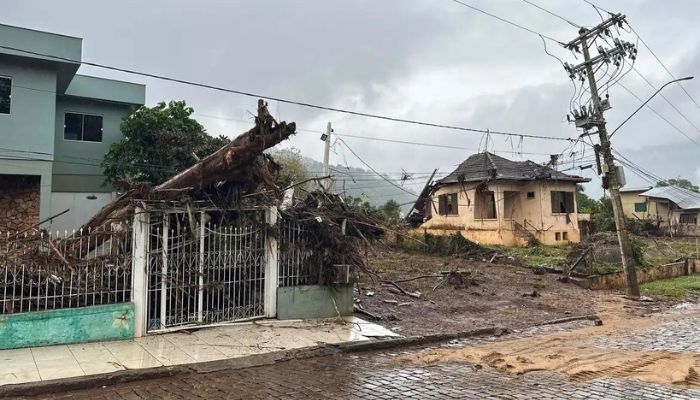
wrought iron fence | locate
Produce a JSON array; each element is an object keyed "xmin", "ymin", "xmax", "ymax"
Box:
[
  {"xmin": 146, "ymin": 209, "xmax": 267, "ymax": 333},
  {"xmin": 278, "ymin": 218, "xmax": 320, "ymax": 287},
  {"xmin": 0, "ymin": 225, "xmax": 132, "ymax": 315}
]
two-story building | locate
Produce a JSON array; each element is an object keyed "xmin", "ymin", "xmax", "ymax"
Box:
[
  {"xmin": 0, "ymin": 24, "xmax": 145, "ymax": 232},
  {"xmin": 409, "ymin": 152, "xmax": 590, "ymax": 246}
]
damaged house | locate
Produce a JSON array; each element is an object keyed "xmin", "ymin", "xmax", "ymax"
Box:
[{"xmin": 408, "ymin": 152, "xmax": 590, "ymax": 246}]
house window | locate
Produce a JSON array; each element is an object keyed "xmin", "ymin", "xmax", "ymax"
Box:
[
  {"xmin": 475, "ymin": 191, "xmax": 496, "ymax": 219},
  {"xmin": 0, "ymin": 77, "xmax": 11, "ymax": 114},
  {"xmin": 562, "ymin": 232, "xmax": 569, "ymax": 241},
  {"xmin": 551, "ymin": 191, "xmax": 575, "ymax": 214},
  {"xmin": 680, "ymin": 213, "xmax": 698, "ymax": 225},
  {"xmin": 634, "ymin": 202, "xmax": 647, "ymax": 212},
  {"xmin": 437, "ymin": 193, "xmax": 458, "ymax": 216},
  {"xmin": 555, "ymin": 232, "xmax": 561, "ymax": 241},
  {"xmin": 527, "ymin": 191, "xmax": 535, "ymax": 199},
  {"xmin": 64, "ymin": 113, "xmax": 103, "ymax": 142}
]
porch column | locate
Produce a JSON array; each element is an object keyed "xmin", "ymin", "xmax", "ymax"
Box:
[
  {"xmin": 131, "ymin": 206, "xmax": 149, "ymax": 337},
  {"xmin": 264, "ymin": 206, "xmax": 279, "ymax": 318}
]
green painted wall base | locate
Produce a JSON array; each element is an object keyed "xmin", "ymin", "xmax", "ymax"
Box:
[
  {"xmin": 277, "ymin": 284, "xmax": 354, "ymax": 320},
  {"xmin": 0, "ymin": 303, "xmax": 134, "ymax": 350}
]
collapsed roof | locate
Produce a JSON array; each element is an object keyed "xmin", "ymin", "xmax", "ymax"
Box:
[{"xmin": 437, "ymin": 152, "xmax": 590, "ymax": 185}]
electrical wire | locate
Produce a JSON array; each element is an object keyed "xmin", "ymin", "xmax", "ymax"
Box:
[{"xmin": 0, "ymin": 43, "xmax": 574, "ymax": 143}]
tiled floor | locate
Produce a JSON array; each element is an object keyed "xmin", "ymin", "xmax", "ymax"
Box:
[{"xmin": 0, "ymin": 317, "xmax": 397, "ymax": 386}]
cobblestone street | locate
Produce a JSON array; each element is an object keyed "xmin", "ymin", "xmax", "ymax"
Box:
[{"xmin": 19, "ymin": 310, "xmax": 700, "ymax": 400}]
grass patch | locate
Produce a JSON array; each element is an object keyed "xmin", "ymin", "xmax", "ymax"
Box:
[
  {"xmin": 488, "ymin": 244, "xmax": 570, "ymax": 267},
  {"xmin": 641, "ymin": 275, "xmax": 700, "ymax": 298}
]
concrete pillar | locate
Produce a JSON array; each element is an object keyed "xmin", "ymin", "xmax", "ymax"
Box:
[
  {"xmin": 264, "ymin": 206, "xmax": 279, "ymax": 318},
  {"xmin": 131, "ymin": 207, "xmax": 149, "ymax": 337}
]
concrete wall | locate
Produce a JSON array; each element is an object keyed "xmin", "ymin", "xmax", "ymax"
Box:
[
  {"xmin": 0, "ymin": 303, "xmax": 134, "ymax": 350},
  {"xmin": 53, "ymin": 96, "xmax": 133, "ymax": 192},
  {"xmin": 277, "ymin": 285, "xmax": 354, "ymax": 320},
  {"xmin": 579, "ymin": 260, "xmax": 697, "ymax": 290},
  {"xmin": 49, "ymin": 192, "xmax": 117, "ymax": 232},
  {"xmin": 419, "ymin": 180, "xmax": 581, "ymax": 246}
]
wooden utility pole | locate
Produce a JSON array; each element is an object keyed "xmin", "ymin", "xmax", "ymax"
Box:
[
  {"xmin": 322, "ymin": 121, "xmax": 332, "ymax": 192},
  {"xmin": 565, "ymin": 16, "xmax": 640, "ymax": 296}
]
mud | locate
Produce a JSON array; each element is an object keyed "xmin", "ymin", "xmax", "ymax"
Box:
[{"xmin": 398, "ymin": 297, "xmax": 700, "ymax": 389}]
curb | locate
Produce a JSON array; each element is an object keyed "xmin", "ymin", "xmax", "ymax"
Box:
[{"xmin": 0, "ymin": 327, "xmax": 508, "ymax": 398}]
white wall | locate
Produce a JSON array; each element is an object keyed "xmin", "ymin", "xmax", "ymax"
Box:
[{"xmin": 48, "ymin": 192, "xmax": 116, "ymax": 232}]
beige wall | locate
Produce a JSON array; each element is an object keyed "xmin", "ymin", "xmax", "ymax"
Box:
[{"xmin": 418, "ymin": 180, "xmax": 581, "ymax": 246}]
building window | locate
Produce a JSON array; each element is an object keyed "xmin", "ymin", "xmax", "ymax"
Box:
[
  {"xmin": 562, "ymin": 231, "xmax": 568, "ymax": 241},
  {"xmin": 634, "ymin": 202, "xmax": 647, "ymax": 212},
  {"xmin": 551, "ymin": 191, "xmax": 575, "ymax": 214},
  {"xmin": 438, "ymin": 193, "xmax": 458, "ymax": 216},
  {"xmin": 64, "ymin": 113, "xmax": 103, "ymax": 142},
  {"xmin": 680, "ymin": 213, "xmax": 698, "ymax": 225},
  {"xmin": 555, "ymin": 232, "xmax": 561, "ymax": 241},
  {"xmin": 527, "ymin": 191, "xmax": 535, "ymax": 199},
  {"xmin": 475, "ymin": 191, "xmax": 496, "ymax": 219},
  {"xmin": 0, "ymin": 77, "xmax": 11, "ymax": 114}
]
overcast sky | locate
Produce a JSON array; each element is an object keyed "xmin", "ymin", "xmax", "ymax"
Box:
[{"xmin": 2, "ymin": 0, "xmax": 699, "ymax": 200}]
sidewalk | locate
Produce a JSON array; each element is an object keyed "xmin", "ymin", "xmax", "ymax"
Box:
[{"xmin": 0, "ymin": 317, "xmax": 398, "ymax": 387}]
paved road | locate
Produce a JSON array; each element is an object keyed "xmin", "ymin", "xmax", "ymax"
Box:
[
  {"xmin": 18, "ymin": 312, "xmax": 700, "ymax": 399},
  {"xmin": 22, "ymin": 343, "xmax": 700, "ymax": 399}
]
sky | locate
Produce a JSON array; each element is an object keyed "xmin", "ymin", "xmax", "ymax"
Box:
[{"xmin": 2, "ymin": 0, "xmax": 699, "ymax": 201}]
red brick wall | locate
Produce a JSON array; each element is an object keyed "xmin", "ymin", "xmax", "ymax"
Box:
[{"xmin": 0, "ymin": 175, "xmax": 40, "ymax": 232}]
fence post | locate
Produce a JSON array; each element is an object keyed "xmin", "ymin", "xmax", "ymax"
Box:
[
  {"xmin": 265, "ymin": 206, "xmax": 279, "ymax": 318},
  {"xmin": 131, "ymin": 207, "xmax": 149, "ymax": 337}
]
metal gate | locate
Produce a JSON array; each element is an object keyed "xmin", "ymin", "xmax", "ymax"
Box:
[{"xmin": 145, "ymin": 209, "xmax": 267, "ymax": 333}]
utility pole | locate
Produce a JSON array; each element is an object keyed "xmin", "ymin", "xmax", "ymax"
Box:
[
  {"xmin": 564, "ymin": 14, "xmax": 640, "ymax": 296},
  {"xmin": 321, "ymin": 121, "xmax": 332, "ymax": 192}
]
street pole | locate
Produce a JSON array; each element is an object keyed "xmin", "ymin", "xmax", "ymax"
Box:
[
  {"xmin": 579, "ymin": 28, "xmax": 640, "ymax": 297},
  {"xmin": 322, "ymin": 121, "xmax": 332, "ymax": 192}
]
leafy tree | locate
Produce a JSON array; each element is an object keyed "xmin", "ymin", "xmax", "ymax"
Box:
[
  {"xmin": 592, "ymin": 196, "xmax": 616, "ymax": 232},
  {"xmin": 576, "ymin": 185, "xmax": 601, "ymax": 214},
  {"xmin": 656, "ymin": 178, "xmax": 699, "ymax": 193},
  {"xmin": 103, "ymin": 100, "xmax": 229, "ymax": 187},
  {"xmin": 272, "ymin": 149, "xmax": 310, "ymax": 191}
]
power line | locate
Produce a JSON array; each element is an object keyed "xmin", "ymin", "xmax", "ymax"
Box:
[
  {"xmin": 448, "ymin": 0, "xmax": 565, "ymax": 44},
  {"xmin": 521, "ymin": 0, "xmax": 581, "ymax": 28},
  {"xmin": 616, "ymin": 81, "xmax": 700, "ymax": 148},
  {"xmin": 0, "ymin": 43, "xmax": 573, "ymax": 143}
]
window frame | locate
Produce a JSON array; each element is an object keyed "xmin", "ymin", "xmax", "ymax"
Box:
[
  {"xmin": 63, "ymin": 112, "xmax": 104, "ymax": 143},
  {"xmin": 634, "ymin": 202, "xmax": 647, "ymax": 213},
  {"xmin": 550, "ymin": 191, "xmax": 575, "ymax": 215},
  {"xmin": 679, "ymin": 213, "xmax": 698, "ymax": 225},
  {"xmin": 437, "ymin": 193, "xmax": 459, "ymax": 216},
  {"xmin": 474, "ymin": 190, "xmax": 497, "ymax": 220},
  {"xmin": 0, "ymin": 75, "xmax": 12, "ymax": 115}
]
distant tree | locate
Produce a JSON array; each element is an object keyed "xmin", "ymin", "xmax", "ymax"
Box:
[
  {"xmin": 103, "ymin": 100, "xmax": 229, "ymax": 187},
  {"xmin": 593, "ymin": 196, "xmax": 616, "ymax": 232},
  {"xmin": 381, "ymin": 199, "xmax": 402, "ymax": 222},
  {"xmin": 272, "ymin": 149, "xmax": 310, "ymax": 191},
  {"xmin": 656, "ymin": 178, "xmax": 699, "ymax": 193}
]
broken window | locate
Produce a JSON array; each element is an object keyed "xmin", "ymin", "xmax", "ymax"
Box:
[
  {"xmin": 680, "ymin": 213, "xmax": 698, "ymax": 225},
  {"xmin": 527, "ymin": 191, "xmax": 535, "ymax": 199},
  {"xmin": 475, "ymin": 191, "xmax": 496, "ymax": 219},
  {"xmin": 550, "ymin": 191, "xmax": 574, "ymax": 214},
  {"xmin": 0, "ymin": 77, "xmax": 11, "ymax": 114},
  {"xmin": 634, "ymin": 202, "xmax": 647, "ymax": 212},
  {"xmin": 437, "ymin": 193, "xmax": 458, "ymax": 216},
  {"xmin": 64, "ymin": 112, "xmax": 103, "ymax": 142}
]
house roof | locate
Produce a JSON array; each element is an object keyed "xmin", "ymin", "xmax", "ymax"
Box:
[
  {"xmin": 620, "ymin": 186, "xmax": 653, "ymax": 193},
  {"xmin": 640, "ymin": 186, "xmax": 700, "ymax": 210},
  {"xmin": 63, "ymin": 75, "xmax": 145, "ymax": 105},
  {"xmin": 437, "ymin": 152, "xmax": 590, "ymax": 185}
]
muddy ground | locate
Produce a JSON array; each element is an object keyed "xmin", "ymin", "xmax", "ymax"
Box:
[
  {"xmin": 355, "ymin": 249, "xmax": 611, "ymax": 336},
  {"xmin": 397, "ymin": 296, "xmax": 700, "ymax": 390}
]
